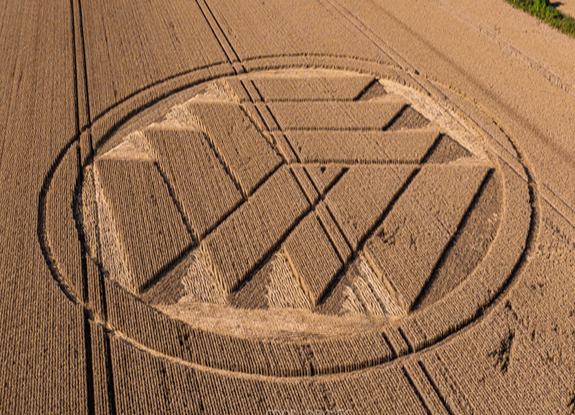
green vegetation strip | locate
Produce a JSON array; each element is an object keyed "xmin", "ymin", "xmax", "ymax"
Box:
[{"xmin": 505, "ymin": 0, "xmax": 575, "ymax": 36}]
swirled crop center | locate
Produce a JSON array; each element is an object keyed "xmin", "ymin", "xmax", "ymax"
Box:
[{"xmin": 80, "ymin": 68, "xmax": 501, "ymax": 341}]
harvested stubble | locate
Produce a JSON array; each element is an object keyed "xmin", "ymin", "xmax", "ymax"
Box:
[
  {"xmin": 186, "ymin": 101, "xmax": 282, "ymax": 195},
  {"xmin": 325, "ymin": 165, "xmax": 416, "ymax": 250},
  {"xmin": 251, "ymin": 73, "xmax": 374, "ymax": 101},
  {"xmin": 287, "ymin": 130, "xmax": 441, "ymax": 163},
  {"xmin": 201, "ymin": 166, "xmax": 309, "ymax": 293},
  {"xmin": 95, "ymin": 159, "xmax": 193, "ymax": 292},
  {"xmin": 365, "ymin": 164, "xmax": 490, "ymax": 310},
  {"xmin": 143, "ymin": 128, "xmax": 243, "ymax": 239},
  {"xmin": 283, "ymin": 213, "xmax": 343, "ymax": 306},
  {"xmin": 268, "ymin": 100, "xmax": 407, "ymax": 130}
]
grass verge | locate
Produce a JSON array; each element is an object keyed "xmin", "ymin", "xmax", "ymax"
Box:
[{"xmin": 505, "ymin": 0, "xmax": 575, "ymax": 37}]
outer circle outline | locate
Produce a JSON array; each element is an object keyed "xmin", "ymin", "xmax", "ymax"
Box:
[{"xmin": 39, "ymin": 56, "xmax": 539, "ymax": 378}]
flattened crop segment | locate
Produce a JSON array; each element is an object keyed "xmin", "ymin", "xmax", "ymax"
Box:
[
  {"xmin": 268, "ymin": 100, "xmax": 407, "ymax": 130},
  {"xmin": 284, "ymin": 213, "xmax": 343, "ymax": 306},
  {"xmin": 252, "ymin": 73, "xmax": 374, "ymax": 101},
  {"xmin": 365, "ymin": 165, "xmax": 491, "ymax": 310},
  {"xmin": 202, "ymin": 166, "xmax": 309, "ymax": 293},
  {"xmin": 288, "ymin": 130, "xmax": 440, "ymax": 163},
  {"xmin": 144, "ymin": 128, "xmax": 243, "ymax": 239},
  {"xmin": 326, "ymin": 165, "xmax": 416, "ymax": 250},
  {"xmin": 95, "ymin": 159, "xmax": 193, "ymax": 292},
  {"xmin": 186, "ymin": 102, "xmax": 282, "ymax": 195}
]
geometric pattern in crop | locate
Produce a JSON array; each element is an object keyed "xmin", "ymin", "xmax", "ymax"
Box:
[
  {"xmin": 80, "ymin": 69, "xmax": 502, "ymax": 326},
  {"xmin": 41, "ymin": 63, "xmax": 535, "ymax": 377}
]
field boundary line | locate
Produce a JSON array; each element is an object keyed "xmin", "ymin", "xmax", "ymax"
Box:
[
  {"xmin": 402, "ymin": 366, "xmax": 432, "ymax": 415},
  {"xmin": 69, "ymin": 1, "xmax": 98, "ymax": 413},
  {"xmin": 90, "ymin": 53, "xmax": 394, "ymax": 123},
  {"xmin": 196, "ymin": 0, "xmax": 244, "ymax": 73}
]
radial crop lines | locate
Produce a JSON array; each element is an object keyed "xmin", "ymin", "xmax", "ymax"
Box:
[
  {"xmin": 198, "ymin": 127, "xmax": 245, "ymax": 199},
  {"xmin": 138, "ymin": 159, "xmax": 286, "ymax": 296},
  {"xmin": 297, "ymin": 164, "xmax": 354, "ymax": 263},
  {"xmin": 200, "ymin": 166, "xmax": 309, "ymax": 294},
  {"xmin": 364, "ymin": 165, "xmax": 490, "ymax": 310},
  {"xmin": 283, "ymin": 211, "xmax": 343, "ymax": 306},
  {"xmin": 237, "ymin": 80, "xmax": 289, "ymax": 161},
  {"xmin": 326, "ymin": 165, "xmax": 417, "ymax": 250},
  {"xmin": 95, "ymin": 159, "xmax": 194, "ymax": 293},
  {"xmin": 152, "ymin": 161, "xmax": 199, "ymax": 244}
]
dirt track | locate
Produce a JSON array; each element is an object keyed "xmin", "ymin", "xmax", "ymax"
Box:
[{"xmin": 1, "ymin": 0, "xmax": 575, "ymax": 413}]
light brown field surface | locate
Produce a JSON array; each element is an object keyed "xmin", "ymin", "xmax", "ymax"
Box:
[
  {"xmin": 325, "ymin": 165, "xmax": 415, "ymax": 249},
  {"xmin": 202, "ymin": 166, "xmax": 309, "ymax": 293},
  {"xmin": 287, "ymin": 129, "xmax": 441, "ymax": 163},
  {"xmin": 556, "ymin": 0, "xmax": 575, "ymax": 18},
  {"xmin": 3, "ymin": 0, "xmax": 575, "ymax": 413}
]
